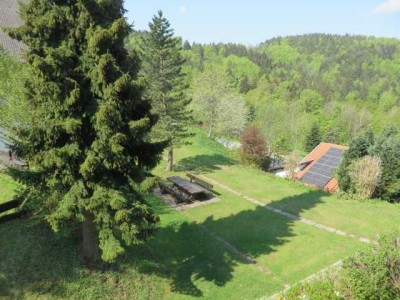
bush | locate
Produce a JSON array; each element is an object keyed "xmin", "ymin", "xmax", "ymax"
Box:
[
  {"xmin": 240, "ymin": 125, "xmax": 270, "ymax": 169},
  {"xmin": 341, "ymin": 231, "xmax": 400, "ymax": 300},
  {"xmin": 282, "ymin": 277, "xmax": 342, "ymax": 300},
  {"xmin": 348, "ymin": 155, "xmax": 382, "ymax": 199}
]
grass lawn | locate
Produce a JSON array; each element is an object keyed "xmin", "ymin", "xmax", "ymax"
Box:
[
  {"xmin": 157, "ymin": 128, "xmax": 400, "ymax": 241},
  {"xmin": 1, "ymin": 128, "xmax": 397, "ymax": 299},
  {"xmin": 182, "ymin": 187, "xmax": 366, "ymax": 285},
  {"xmin": 0, "ymin": 172, "xmax": 20, "ymax": 204},
  {"xmin": 0, "ymin": 192, "xmax": 282, "ymax": 299}
]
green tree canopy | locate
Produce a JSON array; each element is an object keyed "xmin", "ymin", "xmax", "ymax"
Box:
[
  {"xmin": 8, "ymin": 0, "xmax": 166, "ymax": 264},
  {"xmin": 304, "ymin": 123, "xmax": 322, "ymax": 152},
  {"xmin": 192, "ymin": 69, "xmax": 248, "ymax": 138},
  {"xmin": 0, "ymin": 50, "xmax": 29, "ymax": 136},
  {"xmin": 139, "ymin": 11, "xmax": 192, "ymax": 171}
]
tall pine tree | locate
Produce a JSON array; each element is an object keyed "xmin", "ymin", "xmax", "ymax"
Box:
[
  {"xmin": 8, "ymin": 0, "xmax": 165, "ymax": 264},
  {"xmin": 139, "ymin": 11, "xmax": 192, "ymax": 171},
  {"xmin": 304, "ymin": 123, "xmax": 322, "ymax": 152}
]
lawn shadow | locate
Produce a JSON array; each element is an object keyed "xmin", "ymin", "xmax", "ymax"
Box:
[
  {"xmin": 268, "ymin": 189, "xmax": 330, "ymax": 217},
  {"xmin": 177, "ymin": 154, "xmax": 236, "ymax": 174},
  {"xmin": 0, "ymin": 220, "xmax": 82, "ymax": 298},
  {"xmin": 128, "ymin": 190, "xmax": 326, "ymax": 297},
  {"xmin": 0, "ymin": 190, "xmax": 326, "ymax": 299}
]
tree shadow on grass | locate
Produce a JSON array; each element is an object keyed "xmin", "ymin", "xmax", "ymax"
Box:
[
  {"xmin": 0, "ymin": 190, "xmax": 326, "ymax": 299},
  {"xmin": 0, "ymin": 220, "xmax": 82, "ymax": 298},
  {"xmin": 128, "ymin": 190, "xmax": 326, "ymax": 297},
  {"xmin": 268, "ymin": 189, "xmax": 330, "ymax": 217},
  {"xmin": 177, "ymin": 154, "xmax": 236, "ymax": 174}
]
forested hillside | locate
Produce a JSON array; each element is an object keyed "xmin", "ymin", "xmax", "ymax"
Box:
[{"xmin": 175, "ymin": 34, "xmax": 400, "ymax": 154}]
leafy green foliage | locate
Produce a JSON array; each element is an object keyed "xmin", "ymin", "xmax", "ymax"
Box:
[
  {"xmin": 342, "ymin": 231, "xmax": 400, "ymax": 300},
  {"xmin": 338, "ymin": 128, "xmax": 400, "ymax": 201},
  {"xmin": 283, "ymin": 277, "xmax": 342, "ymax": 300},
  {"xmin": 0, "ymin": 50, "xmax": 29, "ymax": 135},
  {"xmin": 192, "ymin": 69, "xmax": 248, "ymax": 138},
  {"xmin": 176, "ymin": 34, "xmax": 400, "ymax": 153},
  {"xmin": 7, "ymin": 0, "xmax": 166, "ymax": 262}
]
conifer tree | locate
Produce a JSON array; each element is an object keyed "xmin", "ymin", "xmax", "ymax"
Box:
[
  {"xmin": 8, "ymin": 0, "xmax": 165, "ymax": 264},
  {"xmin": 139, "ymin": 11, "xmax": 192, "ymax": 171},
  {"xmin": 304, "ymin": 123, "xmax": 322, "ymax": 152}
]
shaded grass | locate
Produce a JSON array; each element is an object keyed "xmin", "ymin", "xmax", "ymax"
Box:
[
  {"xmin": 182, "ymin": 186, "xmax": 366, "ymax": 286},
  {"xmin": 0, "ymin": 191, "xmax": 282, "ymax": 299},
  {"xmin": 159, "ymin": 128, "xmax": 400, "ymax": 241},
  {"xmin": 1, "ymin": 128, "xmax": 392, "ymax": 299}
]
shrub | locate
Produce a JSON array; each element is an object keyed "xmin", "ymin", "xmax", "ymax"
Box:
[
  {"xmin": 341, "ymin": 231, "xmax": 400, "ymax": 300},
  {"xmin": 240, "ymin": 125, "xmax": 270, "ymax": 169},
  {"xmin": 283, "ymin": 277, "xmax": 342, "ymax": 300},
  {"xmin": 348, "ymin": 155, "xmax": 382, "ymax": 199},
  {"xmin": 284, "ymin": 149, "xmax": 302, "ymax": 180}
]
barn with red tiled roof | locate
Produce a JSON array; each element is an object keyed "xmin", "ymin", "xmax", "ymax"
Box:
[{"xmin": 295, "ymin": 142, "xmax": 348, "ymax": 192}]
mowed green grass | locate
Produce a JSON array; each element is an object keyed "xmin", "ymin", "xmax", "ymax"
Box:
[
  {"xmin": 182, "ymin": 187, "xmax": 365, "ymax": 285},
  {"xmin": 158, "ymin": 129, "xmax": 400, "ymax": 241},
  {"xmin": 0, "ymin": 172, "xmax": 20, "ymax": 204},
  {"xmin": 1, "ymin": 128, "xmax": 395, "ymax": 299},
  {"xmin": 0, "ymin": 173, "xmax": 281, "ymax": 299}
]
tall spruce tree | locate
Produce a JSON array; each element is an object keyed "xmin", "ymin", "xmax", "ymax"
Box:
[
  {"xmin": 8, "ymin": 0, "xmax": 165, "ymax": 264},
  {"xmin": 140, "ymin": 11, "xmax": 192, "ymax": 171},
  {"xmin": 304, "ymin": 123, "xmax": 321, "ymax": 152}
]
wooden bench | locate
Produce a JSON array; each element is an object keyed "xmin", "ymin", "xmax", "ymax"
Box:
[
  {"xmin": 159, "ymin": 181, "xmax": 190, "ymax": 203},
  {"xmin": 186, "ymin": 173, "xmax": 213, "ymax": 191}
]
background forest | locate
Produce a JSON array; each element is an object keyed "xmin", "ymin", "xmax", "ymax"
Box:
[{"xmin": 127, "ymin": 33, "xmax": 400, "ymax": 155}]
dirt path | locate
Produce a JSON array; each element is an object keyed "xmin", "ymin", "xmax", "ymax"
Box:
[{"xmin": 199, "ymin": 175, "xmax": 375, "ymax": 245}]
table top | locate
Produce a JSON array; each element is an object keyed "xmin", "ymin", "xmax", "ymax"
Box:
[{"xmin": 167, "ymin": 176, "xmax": 207, "ymax": 195}]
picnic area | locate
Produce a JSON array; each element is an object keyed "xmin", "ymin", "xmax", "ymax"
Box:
[{"xmin": 1, "ymin": 129, "xmax": 400, "ymax": 299}]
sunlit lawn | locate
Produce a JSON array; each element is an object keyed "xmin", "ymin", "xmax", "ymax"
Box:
[
  {"xmin": 1, "ymin": 128, "xmax": 397, "ymax": 299},
  {"xmin": 182, "ymin": 187, "xmax": 365, "ymax": 285},
  {"xmin": 0, "ymin": 193, "xmax": 285, "ymax": 299},
  {"xmin": 0, "ymin": 172, "xmax": 20, "ymax": 204},
  {"xmin": 157, "ymin": 128, "xmax": 400, "ymax": 241}
]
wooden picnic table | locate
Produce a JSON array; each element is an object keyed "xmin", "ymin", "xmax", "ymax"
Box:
[{"xmin": 167, "ymin": 176, "xmax": 207, "ymax": 198}]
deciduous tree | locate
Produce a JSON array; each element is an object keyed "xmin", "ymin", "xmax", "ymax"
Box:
[
  {"xmin": 192, "ymin": 69, "xmax": 248, "ymax": 138},
  {"xmin": 0, "ymin": 50, "xmax": 29, "ymax": 136},
  {"xmin": 285, "ymin": 149, "xmax": 302, "ymax": 180},
  {"xmin": 240, "ymin": 125, "xmax": 269, "ymax": 168}
]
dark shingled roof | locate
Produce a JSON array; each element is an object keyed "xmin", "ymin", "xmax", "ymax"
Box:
[{"xmin": 0, "ymin": 0, "xmax": 28, "ymax": 56}]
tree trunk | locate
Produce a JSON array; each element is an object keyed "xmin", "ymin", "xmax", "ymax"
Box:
[
  {"xmin": 166, "ymin": 148, "xmax": 173, "ymax": 171},
  {"xmin": 207, "ymin": 123, "xmax": 213, "ymax": 138},
  {"xmin": 82, "ymin": 211, "xmax": 100, "ymax": 266}
]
